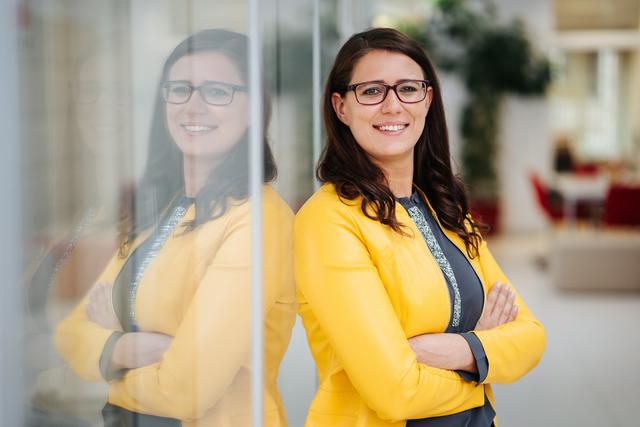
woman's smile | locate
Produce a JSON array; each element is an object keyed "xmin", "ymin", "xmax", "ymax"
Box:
[
  {"xmin": 180, "ymin": 122, "xmax": 218, "ymax": 135},
  {"xmin": 373, "ymin": 121, "xmax": 409, "ymax": 135}
]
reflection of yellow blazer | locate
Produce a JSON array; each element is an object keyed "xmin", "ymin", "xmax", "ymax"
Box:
[
  {"xmin": 294, "ymin": 184, "xmax": 546, "ymax": 427},
  {"xmin": 55, "ymin": 186, "xmax": 295, "ymax": 427}
]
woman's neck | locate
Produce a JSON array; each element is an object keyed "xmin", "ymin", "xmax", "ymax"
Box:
[
  {"xmin": 376, "ymin": 154, "xmax": 414, "ymax": 198},
  {"xmin": 183, "ymin": 155, "xmax": 220, "ymax": 197}
]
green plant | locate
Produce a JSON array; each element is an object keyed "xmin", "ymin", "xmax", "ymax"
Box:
[{"xmin": 401, "ymin": 0, "xmax": 551, "ymax": 200}]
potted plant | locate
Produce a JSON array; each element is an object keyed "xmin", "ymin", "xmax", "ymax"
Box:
[{"xmin": 400, "ymin": 0, "xmax": 551, "ymax": 232}]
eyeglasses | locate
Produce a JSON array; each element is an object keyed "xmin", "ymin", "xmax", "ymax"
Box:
[
  {"xmin": 72, "ymin": 81, "xmax": 129, "ymax": 105},
  {"xmin": 161, "ymin": 80, "xmax": 247, "ymax": 106},
  {"xmin": 345, "ymin": 79, "xmax": 430, "ymax": 105}
]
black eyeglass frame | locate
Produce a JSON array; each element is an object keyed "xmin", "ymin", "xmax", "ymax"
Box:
[
  {"xmin": 160, "ymin": 80, "xmax": 248, "ymax": 106},
  {"xmin": 344, "ymin": 79, "xmax": 431, "ymax": 105}
]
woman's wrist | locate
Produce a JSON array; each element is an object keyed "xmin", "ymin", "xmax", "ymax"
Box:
[
  {"xmin": 109, "ymin": 332, "xmax": 129, "ymax": 371},
  {"xmin": 409, "ymin": 333, "xmax": 476, "ymax": 372}
]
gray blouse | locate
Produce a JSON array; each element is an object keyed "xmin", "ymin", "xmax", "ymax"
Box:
[{"xmin": 398, "ymin": 191, "xmax": 495, "ymax": 427}]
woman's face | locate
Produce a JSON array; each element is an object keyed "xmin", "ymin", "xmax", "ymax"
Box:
[
  {"xmin": 331, "ymin": 50, "xmax": 432, "ymax": 166},
  {"xmin": 74, "ymin": 52, "xmax": 132, "ymax": 154},
  {"xmin": 165, "ymin": 51, "xmax": 248, "ymax": 161}
]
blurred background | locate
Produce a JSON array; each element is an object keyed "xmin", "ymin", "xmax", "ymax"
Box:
[{"xmin": 1, "ymin": 0, "xmax": 639, "ymax": 426}]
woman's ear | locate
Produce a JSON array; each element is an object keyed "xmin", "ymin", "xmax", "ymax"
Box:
[
  {"xmin": 424, "ymin": 86, "xmax": 433, "ymax": 116},
  {"xmin": 331, "ymin": 92, "xmax": 350, "ymax": 126}
]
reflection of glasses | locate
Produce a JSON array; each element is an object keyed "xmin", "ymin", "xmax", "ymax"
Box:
[
  {"xmin": 345, "ymin": 79, "xmax": 430, "ymax": 105},
  {"xmin": 161, "ymin": 80, "xmax": 247, "ymax": 106},
  {"xmin": 72, "ymin": 82, "xmax": 128, "ymax": 105}
]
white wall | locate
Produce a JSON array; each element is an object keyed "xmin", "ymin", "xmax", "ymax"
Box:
[{"xmin": 491, "ymin": 0, "xmax": 555, "ymax": 233}]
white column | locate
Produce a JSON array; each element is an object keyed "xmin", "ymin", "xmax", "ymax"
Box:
[
  {"xmin": 0, "ymin": 0, "xmax": 24, "ymax": 425},
  {"xmin": 248, "ymin": 0, "xmax": 264, "ymax": 425}
]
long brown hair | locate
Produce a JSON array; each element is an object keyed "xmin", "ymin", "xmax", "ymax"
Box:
[{"xmin": 318, "ymin": 27, "xmax": 484, "ymax": 258}]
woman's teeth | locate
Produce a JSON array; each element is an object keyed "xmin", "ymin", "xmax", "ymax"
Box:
[
  {"xmin": 182, "ymin": 124, "xmax": 215, "ymax": 133},
  {"xmin": 376, "ymin": 124, "xmax": 407, "ymax": 132}
]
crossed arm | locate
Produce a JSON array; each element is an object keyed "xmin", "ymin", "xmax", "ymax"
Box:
[
  {"xmin": 408, "ymin": 240, "xmax": 545, "ymax": 385},
  {"xmin": 84, "ymin": 282, "xmax": 172, "ymax": 374},
  {"xmin": 408, "ymin": 282, "xmax": 518, "ymax": 373}
]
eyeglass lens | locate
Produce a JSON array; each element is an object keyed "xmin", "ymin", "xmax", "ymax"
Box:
[
  {"xmin": 162, "ymin": 82, "xmax": 235, "ymax": 105},
  {"xmin": 355, "ymin": 81, "xmax": 426, "ymax": 105}
]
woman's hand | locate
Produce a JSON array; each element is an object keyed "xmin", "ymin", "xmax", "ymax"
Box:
[
  {"xmin": 475, "ymin": 281, "xmax": 518, "ymax": 331},
  {"xmin": 110, "ymin": 332, "xmax": 173, "ymax": 370},
  {"xmin": 408, "ymin": 333, "xmax": 476, "ymax": 372},
  {"xmin": 86, "ymin": 282, "xmax": 122, "ymax": 330}
]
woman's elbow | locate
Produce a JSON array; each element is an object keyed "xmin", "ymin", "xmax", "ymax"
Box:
[
  {"xmin": 501, "ymin": 321, "xmax": 547, "ymax": 384},
  {"xmin": 529, "ymin": 320, "xmax": 547, "ymax": 369},
  {"xmin": 368, "ymin": 393, "xmax": 413, "ymax": 422}
]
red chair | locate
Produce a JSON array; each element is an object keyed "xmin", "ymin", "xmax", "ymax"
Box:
[
  {"xmin": 603, "ymin": 184, "xmax": 640, "ymax": 226},
  {"xmin": 530, "ymin": 172, "xmax": 600, "ymax": 224},
  {"xmin": 530, "ymin": 173, "xmax": 563, "ymax": 222}
]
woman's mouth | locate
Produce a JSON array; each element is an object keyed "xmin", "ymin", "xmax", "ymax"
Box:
[
  {"xmin": 181, "ymin": 123, "xmax": 217, "ymax": 134},
  {"xmin": 373, "ymin": 123, "xmax": 408, "ymax": 135}
]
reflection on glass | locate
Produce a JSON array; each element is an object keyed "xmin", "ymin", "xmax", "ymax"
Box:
[
  {"xmin": 52, "ymin": 29, "xmax": 294, "ymax": 427},
  {"xmin": 23, "ymin": 40, "xmax": 130, "ymax": 427}
]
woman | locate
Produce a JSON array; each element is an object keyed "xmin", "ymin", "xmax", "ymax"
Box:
[
  {"xmin": 294, "ymin": 28, "xmax": 545, "ymax": 426},
  {"xmin": 55, "ymin": 29, "xmax": 295, "ymax": 426}
]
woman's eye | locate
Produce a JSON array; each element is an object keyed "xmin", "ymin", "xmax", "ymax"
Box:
[
  {"xmin": 361, "ymin": 86, "xmax": 382, "ymax": 96},
  {"xmin": 399, "ymin": 85, "xmax": 418, "ymax": 93},
  {"xmin": 171, "ymin": 85, "xmax": 191, "ymax": 95},
  {"xmin": 205, "ymin": 86, "xmax": 231, "ymax": 97}
]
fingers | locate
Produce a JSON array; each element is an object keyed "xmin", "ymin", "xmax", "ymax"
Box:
[
  {"xmin": 478, "ymin": 281, "xmax": 518, "ymax": 329},
  {"xmin": 489, "ymin": 282, "xmax": 510, "ymax": 318},
  {"xmin": 85, "ymin": 301, "xmax": 96, "ymax": 321},
  {"xmin": 483, "ymin": 282, "xmax": 500, "ymax": 316},
  {"xmin": 498, "ymin": 290, "xmax": 516, "ymax": 325},
  {"xmin": 85, "ymin": 282, "xmax": 120, "ymax": 329},
  {"xmin": 508, "ymin": 303, "xmax": 519, "ymax": 322}
]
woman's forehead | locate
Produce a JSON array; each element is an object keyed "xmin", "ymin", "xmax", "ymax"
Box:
[
  {"xmin": 168, "ymin": 51, "xmax": 244, "ymax": 84},
  {"xmin": 350, "ymin": 50, "xmax": 424, "ymax": 83}
]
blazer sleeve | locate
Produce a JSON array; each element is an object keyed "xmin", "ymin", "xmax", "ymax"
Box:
[
  {"xmin": 472, "ymin": 240, "xmax": 546, "ymax": 385},
  {"xmin": 54, "ymin": 255, "xmax": 124, "ymax": 381},
  {"xmin": 107, "ymin": 207, "xmax": 287, "ymax": 421},
  {"xmin": 294, "ymin": 202, "xmax": 486, "ymax": 422}
]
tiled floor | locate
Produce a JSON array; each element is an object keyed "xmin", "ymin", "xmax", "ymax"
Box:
[{"xmin": 487, "ymin": 233, "xmax": 640, "ymax": 427}]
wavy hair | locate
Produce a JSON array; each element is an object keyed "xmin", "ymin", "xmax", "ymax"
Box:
[
  {"xmin": 118, "ymin": 29, "xmax": 276, "ymax": 256},
  {"xmin": 318, "ymin": 27, "xmax": 484, "ymax": 258}
]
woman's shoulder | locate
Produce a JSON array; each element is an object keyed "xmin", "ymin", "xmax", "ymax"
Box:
[
  {"xmin": 188, "ymin": 187, "xmax": 291, "ymax": 238},
  {"xmin": 262, "ymin": 184, "xmax": 294, "ymax": 219},
  {"xmin": 295, "ymin": 183, "xmax": 363, "ymax": 228}
]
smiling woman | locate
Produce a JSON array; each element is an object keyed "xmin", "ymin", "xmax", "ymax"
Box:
[
  {"xmin": 330, "ymin": 50, "xmax": 432, "ymax": 189},
  {"xmin": 163, "ymin": 51, "xmax": 249, "ymax": 174},
  {"xmin": 294, "ymin": 28, "xmax": 546, "ymax": 427}
]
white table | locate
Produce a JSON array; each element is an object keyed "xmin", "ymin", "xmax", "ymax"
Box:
[{"xmin": 554, "ymin": 174, "xmax": 609, "ymax": 226}]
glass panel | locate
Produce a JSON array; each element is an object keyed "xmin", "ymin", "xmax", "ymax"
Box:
[
  {"xmin": 16, "ymin": 1, "xmax": 294, "ymax": 426},
  {"xmin": 260, "ymin": 1, "xmax": 316, "ymax": 426},
  {"xmin": 1, "ymin": 0, "xmax": 24, "ymax": 425}
]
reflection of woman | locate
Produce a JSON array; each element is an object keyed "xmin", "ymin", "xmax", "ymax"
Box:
[
  {"xmin": 295, "ymin": 28, "xmax": 545, "ymax": 426},
  {"xmin": 55, "ymin": 29, "xmax": 295, "ymax": 426}
]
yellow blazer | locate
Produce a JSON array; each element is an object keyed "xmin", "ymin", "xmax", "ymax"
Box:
[
  {"xmin": 294, "ymin": 184, "xmax": 546, "ymax": 426},
  {"xmin": 55, "ymin": 186, "xmax": 295, "ymax": 427}
]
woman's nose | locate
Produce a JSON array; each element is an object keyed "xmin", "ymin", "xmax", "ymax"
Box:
[
  {"xmin": 380, "ymin": 88, "xmax": 403, "ymax": 113},
  {"xmin": 184, "ymin": 89, "xmax": 209, "ymax": 114}
]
